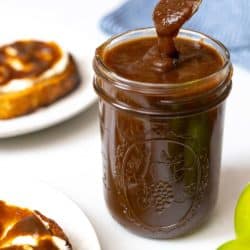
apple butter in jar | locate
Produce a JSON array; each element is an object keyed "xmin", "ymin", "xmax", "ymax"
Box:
[{"xmin": 93, "ymin": 0, "xmax": 233, "ymax": 239}]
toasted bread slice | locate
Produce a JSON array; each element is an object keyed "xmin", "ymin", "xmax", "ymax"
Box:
[
  {"xmin": 0, "ymin": 41, "xmax": 81, "ymax": 120},
  {"xmin": 0, "ymin": 201, "xmax": 72, "ymax": 250}
]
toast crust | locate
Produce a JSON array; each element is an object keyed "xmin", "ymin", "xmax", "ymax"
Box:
[{"xmin": 35, "ymin": 210, "xmax": 72, "ymax": 249}]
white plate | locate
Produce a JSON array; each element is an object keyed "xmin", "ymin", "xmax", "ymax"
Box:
[
  {"xmin": 0, "ymin": 175, "xmax": 101, "ymax": 250},
  {"xmin": 0, "ymin": 35, "xmax": 98, "ymax": 139}
]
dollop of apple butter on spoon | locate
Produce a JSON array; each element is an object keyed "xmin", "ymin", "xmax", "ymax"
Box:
[{"xmin": 153, "ymin": 0, "xmax": 202, "ymax": 61}]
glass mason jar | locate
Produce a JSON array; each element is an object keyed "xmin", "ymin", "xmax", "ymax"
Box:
[{"xmin": 93, "ymin": 28, "xmax": 232, "ymax": 239}]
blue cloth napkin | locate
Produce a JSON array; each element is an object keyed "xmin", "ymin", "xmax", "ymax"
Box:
[{"xmin": 100, "ymin": 0, "xmax": 250, "ymax": 69}]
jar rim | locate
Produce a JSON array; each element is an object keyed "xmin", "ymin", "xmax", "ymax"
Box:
[{"xmin": 94, "ymin": 27, "xmax": 232, "ymax": 92}]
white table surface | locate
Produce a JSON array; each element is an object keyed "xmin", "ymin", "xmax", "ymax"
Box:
[{"xmin": 0, "ymin": 1, "xmax": 250, "ymax": 249}]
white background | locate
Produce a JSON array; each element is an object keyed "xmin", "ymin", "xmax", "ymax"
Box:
[{"xmin": 0, "ymin": 0, "xmax": 250, "ymax": 249}]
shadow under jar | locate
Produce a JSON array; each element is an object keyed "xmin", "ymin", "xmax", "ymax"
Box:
[{"xmin": 93, "ymin": 28, "xmax": 232, "ymax": 239}]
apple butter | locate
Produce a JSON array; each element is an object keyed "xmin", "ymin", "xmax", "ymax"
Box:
[
  {"xmin": 0, "ymin": 201, "xmax": 63, "ymax": 249},
  {"xmin": 0, "ymin": 41, "xmax": 62, "ymax": 86},
  {"xmin": 93, "ymin": 0, "xmax": 232, "ymax": 239}
]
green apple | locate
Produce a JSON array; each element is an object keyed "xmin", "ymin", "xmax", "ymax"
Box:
[
  {"xmin": 217, "ymin": 239, "xmax": 250, "ymax": 250},
  {"xmin": 235, "ymin": 183, "xmax": 250, "ymax": 239}
]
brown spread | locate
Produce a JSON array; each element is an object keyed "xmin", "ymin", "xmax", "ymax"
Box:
[
  {"xmin": 153, "ymin": 0, "xmax": 200, "ymax": 58},
  {"xmin": 0, "ymin": 41, "xmax": 62, "ymax": 86},
  {"xmin": 94, "ymin": 0, "xmax": 232, "ymax": 239},
  {"xmin": 0, "ymin": 201, "xmax": 70, "ymax": 250},
  {"xmin": 104, "ymin": 37, "xmax": 223, "ymax": 84},
  {"xmin": 104, "ymin": 0, "xmax": 224, "ymax": 83}
]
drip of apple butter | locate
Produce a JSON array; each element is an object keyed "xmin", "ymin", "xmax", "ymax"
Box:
[
  {"xmin": 139, "ymin": 0, "xmax": 201, "ymax": 72},
  {"xmin": 153, "ymin": 0, "xmax": 201, "ymax": 58}
]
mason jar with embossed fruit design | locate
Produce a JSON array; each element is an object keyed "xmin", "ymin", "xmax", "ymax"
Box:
[{"xmin": 93, "ymin": 28, "xmax": 232, "ymax": 239}]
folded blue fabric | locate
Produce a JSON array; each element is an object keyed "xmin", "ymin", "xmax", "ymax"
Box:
[{"xmin": 100, "ymin": 0, "xmax": 250, "ymax": 68}]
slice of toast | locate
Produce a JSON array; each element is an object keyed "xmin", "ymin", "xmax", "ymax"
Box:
[
  {"xmin": 0, "ymin": 40, "xmax": 81, "ymax": 119},
  {"xmin": 0, "ymin": 201, "xmax": 72, "ymax": 250}
]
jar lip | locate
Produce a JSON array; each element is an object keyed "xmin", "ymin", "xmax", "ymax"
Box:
[{"xmin": 94, "ymin": 27, "xmax": 232, "ymax": 91}]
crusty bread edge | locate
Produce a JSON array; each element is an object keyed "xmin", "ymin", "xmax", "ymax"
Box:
[{"xmin": 34, "ymin": 210, "xmax": 72, "ymax": 249}]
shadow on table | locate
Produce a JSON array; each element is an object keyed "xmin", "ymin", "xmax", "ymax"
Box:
[{"xmin": 0, "ymin": 103, "xmax": 99, "ymax": 151}]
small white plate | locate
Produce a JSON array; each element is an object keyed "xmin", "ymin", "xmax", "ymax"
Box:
[
  {"xmin": 0, "ymin": 36, "xmax": 98, "ymax": 139},
  {"xmin": 0, "ymin": 175, "xmax": 101, "ymax": 250}
]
